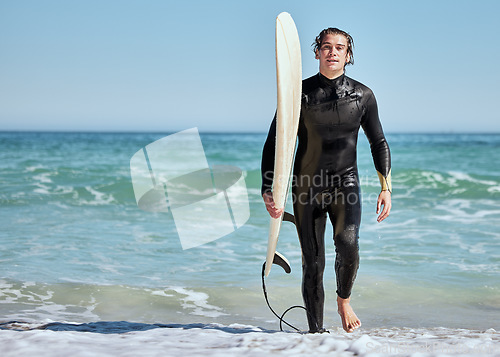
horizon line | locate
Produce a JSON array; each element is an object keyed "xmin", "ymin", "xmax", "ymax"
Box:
[{"xmin": 1, "ymin": 129, "xmax": 500, "ymax": 135}]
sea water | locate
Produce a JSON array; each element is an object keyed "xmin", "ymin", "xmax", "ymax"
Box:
[{"xmin": 0, "ymin": 131, "xmax": 499, "ymax": 356}]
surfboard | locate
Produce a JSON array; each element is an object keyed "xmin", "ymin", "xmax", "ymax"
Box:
[{"xmin": 264, "ymin": 12, "xmax": 302, "ymax": 277}]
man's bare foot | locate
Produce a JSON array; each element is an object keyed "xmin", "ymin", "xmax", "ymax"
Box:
[{"xmin": 337, "ymin": 296, "xmax": 361, "ymax": 333}]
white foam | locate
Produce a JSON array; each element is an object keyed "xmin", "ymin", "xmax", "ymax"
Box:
[
  {"xmin": 347, "ymin": 334, "xmax": 382, "ymax": 354},
  {"xmin": 81, "ymin": 186, "xmax": 116, "ymax": 205},
  {"xmin": 487, "ymin": 186, "xmax": 500, "ymax": 193},
  {"xmin": 149, "ymin": 290, "xmax": 174, "ymax": 298},
  {"xmin": 448, "ymin": 171, "xmax": 497, "ymax": 186},
  {"xmin": 431, "ymin": 199, "xmax": 500, "ymax": 225},
  {"xmin": 32, "ymin": 173, "xmax": 53, "ymax": 184},
  {"xmin": 25, "ymin": 165, "xmax": 46, "ymax": 173},
  {"xmin": 167, "ymin": 287, "xmax": 228, "ymax": 318},
  {"xmin": 0, "ymin": 324, "xmax": 497, "ymax": 357},
  {"xmin": 33, "ymin": 183, "xmax": 51, "ymax": 195},
  {"xmin": 446, "ymin": 261, "xmax": 500, "ymax": 274},
  {"xmin": 53, "ymin": 186, "xmax": 75, "ymax": 195}
]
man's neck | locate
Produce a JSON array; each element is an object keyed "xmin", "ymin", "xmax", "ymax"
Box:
[{"xmin": 320, "ymin": 69, "xmax": 344, "ymax": 80}]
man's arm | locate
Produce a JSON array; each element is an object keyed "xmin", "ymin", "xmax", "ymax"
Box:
[
  {"xmin": 261, "ymin": 115, "xmax": 277, "ymax": 196},
  {"xmin": 261, "ymin": 115, "xmax": 284, "ymax": 218},
  {"xmin": 361, "ymin": 90, "xmax": 392, "ymax": 222}
]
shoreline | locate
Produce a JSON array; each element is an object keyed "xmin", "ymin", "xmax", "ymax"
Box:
[{"xmin": 1, "ymin": 321, "xmax": 498, "ymax": 357}]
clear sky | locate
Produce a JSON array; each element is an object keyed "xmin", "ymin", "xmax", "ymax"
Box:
[{"xmin": 1, "ymin": 0, "xmax": 499, "ymax": 133}]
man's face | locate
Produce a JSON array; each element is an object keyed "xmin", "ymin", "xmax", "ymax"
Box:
[{"xmin": 315, "ymin": 33, "xmax": 350, "ymax": 78}]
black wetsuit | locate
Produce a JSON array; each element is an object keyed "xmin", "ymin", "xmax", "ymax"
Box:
[{"xmin": 261, "ymin": 72, "xmax": 391, "ymax": 332}]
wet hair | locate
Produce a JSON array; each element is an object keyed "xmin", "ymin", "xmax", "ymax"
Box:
[{"xmin": 312, "ymin": 28, "xmax": 354, "ymax": 67}]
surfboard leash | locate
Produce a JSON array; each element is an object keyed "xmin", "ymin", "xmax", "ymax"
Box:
[
  {"xmin": 261, "ymin": 212, "xmax": 321, "ymax": 333},
  {"xmin": 261, "ymin": 261, "xmax": 304, "ymax": 332}
]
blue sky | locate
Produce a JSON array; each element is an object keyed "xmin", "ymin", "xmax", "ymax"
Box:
[{"xmin": 1, "ymin": 0, "xmax": 499, "ymax": 133}]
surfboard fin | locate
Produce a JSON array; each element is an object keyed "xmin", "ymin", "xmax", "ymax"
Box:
[
  {"xmin": 270, "ymin": 212, "xmax": 294, "ymax": 274},
  {"xmin": 273, "ymin": 251, "xmax": 291, "ymax": 274},
  {"xmin": 282, "ymin": 211, "xmax": 295, "ymax": 225}
]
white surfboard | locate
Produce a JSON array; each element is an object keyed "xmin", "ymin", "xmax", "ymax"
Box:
[{"xmin": 265, "ymin": 12, "xmax": 302, "ymax": 277}]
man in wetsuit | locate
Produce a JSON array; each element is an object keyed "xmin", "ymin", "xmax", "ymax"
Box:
[{"xmin": 261, "ymin": 28, "xmax": 392, "ymax": 333}]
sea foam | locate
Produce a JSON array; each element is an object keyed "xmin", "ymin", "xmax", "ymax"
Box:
[{"xmin": 0, "ymin": 322, "xmax": 498, "ymax": 357}]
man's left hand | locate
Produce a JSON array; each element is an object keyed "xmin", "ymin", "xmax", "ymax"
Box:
[{"xmin": 376, "ymin": 190, "xmax": 391, "ymax": 222}]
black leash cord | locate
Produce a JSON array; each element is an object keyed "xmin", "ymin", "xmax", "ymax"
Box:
[
  {"xmin": 261, "ymin": 214, "xmax": 321, "ymax": 333},
  {"xmin": 261, "ymin": 262, "xmax": 316, "ymax": 333}
]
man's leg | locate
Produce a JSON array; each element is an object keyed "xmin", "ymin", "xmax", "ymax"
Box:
[
  {"xmin": 294, "ymin": 199, "xmax": 327, "ymax": 333},
  {"xmin": 328, "ymin": 186, "xmax": 362, "ymax": 332}
]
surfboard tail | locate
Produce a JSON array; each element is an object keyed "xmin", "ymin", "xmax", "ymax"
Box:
[{"xmin": 265, "ymin": 217, "xmax": 283, "ymax": 276}]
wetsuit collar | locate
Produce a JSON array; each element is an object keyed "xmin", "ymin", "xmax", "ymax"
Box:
[{"xmin": 317, "ymin": 72, "xmax": 345, "ymax": 88}]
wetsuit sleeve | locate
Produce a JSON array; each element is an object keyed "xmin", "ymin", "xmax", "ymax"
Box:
[
  {"xmin": 261, "ymin": 114, "xmax": 277, "ymax": 195},
  {"xmin": 361, "ymin": 91, "xmax": 392, "ymax": 192}
]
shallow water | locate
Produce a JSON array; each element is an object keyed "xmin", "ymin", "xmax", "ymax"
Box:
[{"xmin": 1, "ymin": 132, "xmax": 499, "ymax": 343}]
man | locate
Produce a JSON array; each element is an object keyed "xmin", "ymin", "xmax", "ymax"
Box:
[{"xmin": 261, "ymin": 28, "xmax": 392, "ymax": 333}]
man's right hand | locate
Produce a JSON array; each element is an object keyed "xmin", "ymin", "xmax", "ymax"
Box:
[{"xmin": 262, "ymin": 192, "xmax": 284, "ymax": 219}]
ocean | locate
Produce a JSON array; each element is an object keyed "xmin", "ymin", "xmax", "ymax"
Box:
[{"xmin": 0, "ymin": 131, "xmax": 499, "ymax": 356}]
